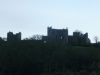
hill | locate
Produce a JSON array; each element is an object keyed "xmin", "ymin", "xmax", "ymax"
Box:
[{"xmin": 0, "ymin": 42, "xmax": 100, "ymax": 75}]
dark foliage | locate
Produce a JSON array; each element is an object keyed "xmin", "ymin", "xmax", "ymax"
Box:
[{"xmin": 0, "ymin": 40, "xmax": 100, "ymax": 75}]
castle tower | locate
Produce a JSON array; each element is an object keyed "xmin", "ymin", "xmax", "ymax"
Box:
[
  {"xmin": 7, "ymin": 31, "xmax": 21, "ymax": 41},
  {"xmin": 46, "ymin": 27, "xmax": 68, "ymax": 44},
  {"xmin": 7, "ymin": 31, "xmax": 14, "ymax": 41},
  {"xmin": 47, "ymin": 26, "xmax": 52, "ymax": 36}
]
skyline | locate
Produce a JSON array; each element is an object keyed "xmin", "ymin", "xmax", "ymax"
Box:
[
  {"xmin": 0, "ymin": 27, "xmax": 92, "ymax": 42},
  {"xmin": 0, "ymin": 0, "xmax": 100, "ymax": 42}
]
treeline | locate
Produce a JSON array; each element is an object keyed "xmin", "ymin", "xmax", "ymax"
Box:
[
  {"xmin": 69, "ymin": 43, "xmax": 100, "ymax": 48},
  {"xmin": 0, "ymin": 40, "xmax": 99, "ymax": 75}
]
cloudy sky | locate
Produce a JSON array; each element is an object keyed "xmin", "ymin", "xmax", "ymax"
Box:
[{"xmin": 0, "ymin": 0, "xmax": 100, "ymax": 42}]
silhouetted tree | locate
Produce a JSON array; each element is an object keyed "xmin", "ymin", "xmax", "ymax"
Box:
[
  {"xmin": 0, "ymin": 37, "xmax": 2, "ymax": 41},
  {"xmin": 94, "ymin": 36, "xmax": 99, "ymax": 43},
  {"xmin": 75, "ymin": 30, "xmax": 83, "ymax": 36},
  {"xmin": 23, "ymin": 38, "xmax": 29, "ymax": 40},
  {"xmin": 29, "ymin": 35, "xmax": 42, "ymax": 40},
  {"xmin": 0, "ymin": 37, "xmax": 4, "ymax": 44},
  {"xmin": 2, "ymin": 37, "xmax": 7, "ymax": 41},
  {"xmin": 23, "ymin": 35, "xmax": 42, "ymax": 41}
]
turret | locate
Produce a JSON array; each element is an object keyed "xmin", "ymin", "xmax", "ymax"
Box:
[{"xmin": 47, "ymin": 26, "xmax": 52, "ymax": 36}]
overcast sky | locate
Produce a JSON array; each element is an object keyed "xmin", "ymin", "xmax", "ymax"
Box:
[{"xmin": 0, "ymin": 0, "xmax": 100, "ymax": 42}]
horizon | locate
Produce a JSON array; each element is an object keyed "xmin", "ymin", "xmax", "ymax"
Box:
[{"xmin": 0, "ymin": 0, "xmax": 100, "ymax": 43}]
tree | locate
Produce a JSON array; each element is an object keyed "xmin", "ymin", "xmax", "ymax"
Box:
[
  {"xmin": 23, "ymin": 38, "xmax": 29, "ymax": 40},
  {"xmin": 0, "ymin": 37, "xmax": 5, "ymax": 42},
  {"xmin": 2, "ymin": 37, "xmax": 7, "ymax": 41},
  {"xmin": 74, "ymin": 30, "xmax": 83, "ymax": 37},
  {"xmin": 23, "ymin": 35, "xmax": 42, "ymax": 40},
  {"xmin": 94, "ymin": 36, "xmax": 99, "ymax": 43},
  {"xmin": 29, "ymin": 35, "xmax": 42, "ymax": 40}
]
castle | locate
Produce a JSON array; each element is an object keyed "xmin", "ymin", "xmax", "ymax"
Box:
[
  {"xmin": 42, "ymin": 27, "xmax": 90, "ymax": 44},
  {"xmin": 6, "ymin": 27, "xmax": 90, "ymax": 44},
  {"xmin": 7, "ymin": 31, "xmax": 21, "ymax": 41}
]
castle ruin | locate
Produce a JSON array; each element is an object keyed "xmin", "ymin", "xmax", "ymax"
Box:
[
  {"xmin": 42, "ymin": 27, "xmax": 90, "ymax": 44},
  {"xmin": 43, "ymin": 27, "xmax": 68, "ymax": 44}
]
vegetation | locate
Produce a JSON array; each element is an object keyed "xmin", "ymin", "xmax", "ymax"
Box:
[{"xmin": 0, "ymin": 35, "xmax": 100, "ymax": 75}]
